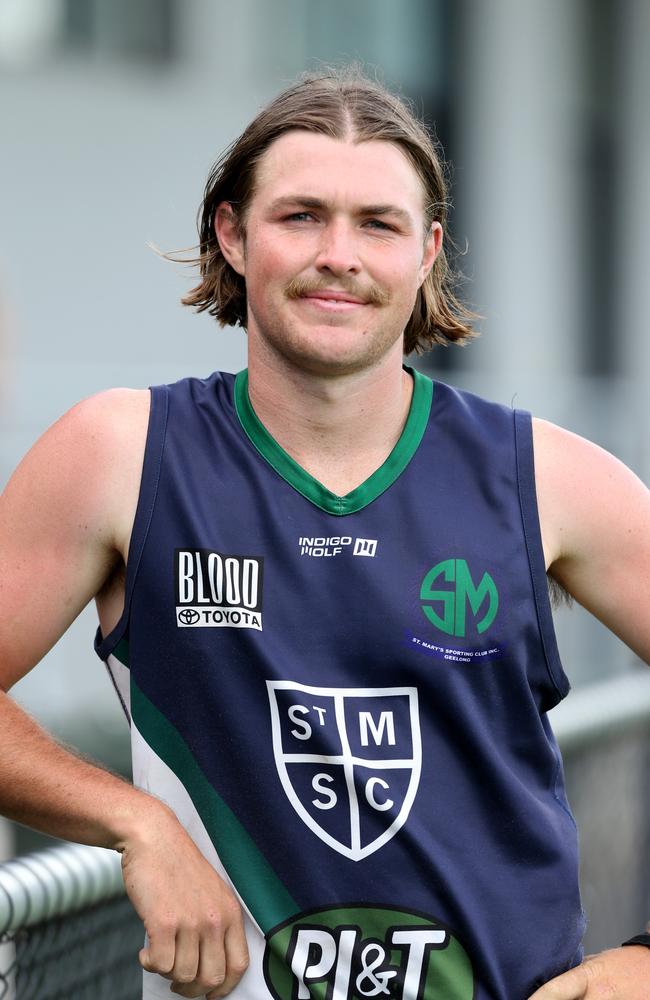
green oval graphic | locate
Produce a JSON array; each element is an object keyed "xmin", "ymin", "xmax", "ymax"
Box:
[{"xmin": 263, "ymin": 904, "xmax": 474, "ymax": 999}]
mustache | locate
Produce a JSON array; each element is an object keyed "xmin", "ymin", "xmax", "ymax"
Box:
[{"xmin": 285, "ymin": 277, "xmax": 390, "ymax": 306}]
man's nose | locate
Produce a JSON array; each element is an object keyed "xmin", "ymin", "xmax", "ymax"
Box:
[{"xmin": 314, "ymin": 219, "xmax": 361, "ymax": 275}]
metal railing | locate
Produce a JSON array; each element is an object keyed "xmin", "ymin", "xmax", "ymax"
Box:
[
  {"xmin": 0, "ymin": 671, "xmax": 649, "ymax": 996},
  {"xmin": 0, "ymin": 845, "xmax": 142, "ymax": 999},
  {"xmin": 552, "ymin": 670, "xmax": 650, "ymax": 952}
]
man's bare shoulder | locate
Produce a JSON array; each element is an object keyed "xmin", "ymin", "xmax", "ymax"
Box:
[
  {"xmin": 34, "ymin": 386, "xmax": 150, "ymax": 548},
  {"xmin": 0, "ymin": 388, "xmax": 151, "ymax": 687},
  {"xmin": 533, "ymin": 412, "xmax": 643, "ymax": 491},
  {"xmin": 42, "ymin": 387, "xmax": 149, "ymax": 462},
  {"xmin": 12, "ymin": 386, "xmax": 149, "ymax": 523},
  {"xmin": 60, "ymin": 386, "xmax": 150, "ymax": 446},
  {"xmin": 532, "ymin": 415, "xmax": 647, "ymax": 554}
]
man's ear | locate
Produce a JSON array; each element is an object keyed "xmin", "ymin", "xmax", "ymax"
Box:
[
  {"xmin": 214, "ymin": 202, "xmax": 246, "ymax": 276},
  {"xmin": 417, "ymin": 221, "xmax": 443, "ymax": 286}
]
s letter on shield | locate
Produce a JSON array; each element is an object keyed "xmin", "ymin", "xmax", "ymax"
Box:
[{"xmin": 267, "ymin": 681, "xmax": 422, "ymax": 861}]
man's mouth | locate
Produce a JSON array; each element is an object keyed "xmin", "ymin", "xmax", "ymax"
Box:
[{"xmin": 301, "ymin": 289, "xmax": 368, "ymax": 306}]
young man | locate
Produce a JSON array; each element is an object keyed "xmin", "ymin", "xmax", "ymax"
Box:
[{"xmin": 0, "ymin": 71, "xmax": 648, "ymax": 1000}]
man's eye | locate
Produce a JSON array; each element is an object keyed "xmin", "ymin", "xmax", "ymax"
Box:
[
  {"xmin": 286, "ymin": 212, "xmax": 315, "ymax": 222},
  {"xmin": 364, "ymin": 219, "xmax": 393, "ymax": 231}
]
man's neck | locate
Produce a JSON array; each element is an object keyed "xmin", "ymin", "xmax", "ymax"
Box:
[{"xmin": 246, "ymin": 348, "xmax": 413, "ymax": 497}]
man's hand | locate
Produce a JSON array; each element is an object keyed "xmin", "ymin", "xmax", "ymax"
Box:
[
  {"xmin": 120, "ymin": 806, "xmax": 249, "ymax": 998},
  {"xmin": 528, "ymin": 946, "xmax": 650, "ymax": 999}
]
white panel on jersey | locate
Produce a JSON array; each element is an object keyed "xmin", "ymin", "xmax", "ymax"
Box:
[
  {"xmin": 106, "ymin": 652, "xmax": 131, "ymax": 720},
  {"xmin": 130, "ymin": 720, "xmax": 270, "ymax": 999}
]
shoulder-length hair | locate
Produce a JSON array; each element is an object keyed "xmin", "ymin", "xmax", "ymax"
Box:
[{"xmin": 180, "ymin": 68, "xmax": 479, "ymax": 355}]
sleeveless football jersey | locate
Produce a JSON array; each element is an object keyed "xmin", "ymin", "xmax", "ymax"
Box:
[{"xmin": 95, "ymin": 367, "xmax": 585, "ymax": 1000}]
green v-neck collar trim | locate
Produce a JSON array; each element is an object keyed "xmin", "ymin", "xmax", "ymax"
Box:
[{"xmin": 233, "ymin": 366, "xmax": 433, "ymax": 516}]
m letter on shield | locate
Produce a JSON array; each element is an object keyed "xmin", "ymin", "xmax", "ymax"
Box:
[{"xmin": 267, "ymin": 681, "xmax": 422, "ymax": 861}]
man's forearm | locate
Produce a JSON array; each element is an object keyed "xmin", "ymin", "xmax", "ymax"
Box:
[
  {"xmin": 0, "ymin": 688, "xmax": 250, "ymax": 996},
  {"xmin": 0, "ymin": 689, "xmax": 167, "ymax": 850}
]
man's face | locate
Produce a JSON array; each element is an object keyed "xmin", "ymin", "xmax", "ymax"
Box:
[{"xmin": 217, "ymin": 130, "xmax": 441, "ymax": 377}]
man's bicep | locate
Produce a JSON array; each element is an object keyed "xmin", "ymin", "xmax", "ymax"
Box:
[
  {"xmin": 0, "ymin": 389, "xmax": 148, "ymax": 690},
  {"xmin": 535, "ymin": 418, "xmax": 650, "ymax": 664},
  {"xmin": 552, "ymin": 532, "xmax": 650, "ymax": 665}
]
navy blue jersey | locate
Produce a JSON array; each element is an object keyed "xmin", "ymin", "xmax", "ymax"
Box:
[{"xmin": 95, "ymin": 367, "xmax": 584, "ymax": 1000}]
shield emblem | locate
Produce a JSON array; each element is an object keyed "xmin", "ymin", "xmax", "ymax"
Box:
[{"xmin": 267, "ymin": 680, "xmax": 422, "ymax": 861}]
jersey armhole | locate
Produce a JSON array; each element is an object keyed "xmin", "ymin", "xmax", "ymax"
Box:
[
  {"xmin": 94, "ymin": 384, "xmax": 169, "ymax": 663},
  {"xmin": 514, "ymin": 409, "xmax": 570, "ymax": 704}
]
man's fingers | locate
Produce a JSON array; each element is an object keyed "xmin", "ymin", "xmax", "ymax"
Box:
[
  {"xmin": 139, "ymin": 924, "xmax": 176, "ymax": 977},
  {"xmin": 206, "ymin": 920, "xmax": 250, "ymax": 999},
  {"xmin": 136, "ymin": 911, "xmax": 244, "ymax": 999},
  {"xmin": 141, "ymin": 923, "xmax": 203, "ymax": 997},
  {"xmin": 168, "ymin": 924, "xmax": 200, "ymax": 987},
  {"xmin": 529, "ymin": 948, "xmax": 650, "ymax": 1000},
  {"xmin": 527, "ymin": 963, "xmax": 590, "ymax": 1000},
  {"xmin": 144, "ymin": 909, "xmax": 247, "ymax": 999},
  {"xmin": 192, "ymin": 914, "xmax": 227, "ymax": 996}
]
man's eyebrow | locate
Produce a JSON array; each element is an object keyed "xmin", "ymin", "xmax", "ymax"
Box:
[
  {"xmin": 358, "ymin": 204, "xmax": 413, "ymax": 224},
  {"xmin": 269, "ymin": 196, "xmax": 328, "ymax": 212},
  {"xmin": 269, "ymin": 195, "xmax": 413, "ymax": 224}
]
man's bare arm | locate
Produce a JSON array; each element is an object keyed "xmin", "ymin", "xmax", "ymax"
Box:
[
  {"xmin": 0, "ymin": 391, "xmax": 248, "ymax": 998},
  {"xmin": 531, "ymin": 417, "xmax": 650, "ymax": 997},
  {"xmin": 534, "ymin": 417, "xmax": 650, "ymax": 664}
]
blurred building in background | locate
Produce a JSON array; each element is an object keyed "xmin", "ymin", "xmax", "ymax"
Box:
[{"xmin": 0, "ymin": 0, "xmax": 648, "ymax": 946}]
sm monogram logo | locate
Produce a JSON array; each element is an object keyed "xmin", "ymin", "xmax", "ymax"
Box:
[{"xmin": 420, "ymin": 559, "xmax": 499, "ymax": 638}]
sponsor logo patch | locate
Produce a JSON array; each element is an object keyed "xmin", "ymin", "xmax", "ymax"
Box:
[
  {"xmin": 298, "ymin": 536, "xmax": 378, "ymax": 558},
  {"xmin": 175, "ymin": 549, "xmax": 264, "ymax": 630},
  {"xmin": 267, "ymin": 681, "xmax": 421, "ymax": 861},
  {"xmin": 263, "ymin": 904, "xmax": 474, "ymax": 1000}
]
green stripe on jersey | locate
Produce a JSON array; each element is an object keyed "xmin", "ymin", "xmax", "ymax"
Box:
[
  {"xmin": 234, "ymin": 366, "xmax": 433, "ymax": 516},
  {"xmin": 112, "ymin": 637, "xmax": 130, "ymax": 668},
  {"xmin": 130, "ymin": 680, "xmax": 297, "ymax": 932}
]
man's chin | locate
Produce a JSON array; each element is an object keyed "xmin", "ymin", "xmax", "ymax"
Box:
[
  {"xmin": 274, "ymin": 342, "xmax": 391, "ymax": 379},
  {"xmin": 252, "ymin": 318, "xmax": 403, "ymax": 376}
]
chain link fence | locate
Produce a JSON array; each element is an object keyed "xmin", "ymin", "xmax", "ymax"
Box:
[
  {"xmin": 0, "ymin": 844, "xmax": 142, "ymax": 999},
  {"xmin": 0, "ymin": 672, "xmax": 649, "ymax": 997}
]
